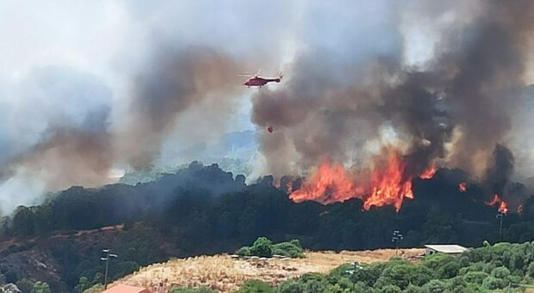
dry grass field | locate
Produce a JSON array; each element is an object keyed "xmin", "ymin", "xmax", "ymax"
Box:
[{"xmin": 110, "ymin": 248, "xmax": 424, "ymax": 292}]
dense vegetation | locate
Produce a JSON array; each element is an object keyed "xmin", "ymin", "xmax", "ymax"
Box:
[
  {"xmin": 235, "ymin": 237, "xmax": 304, "ymax": 258},
  {"xmin": 0, "ymin": 162, "xmax": 534, "ymax": 292},
  {"xmin": 222, "ymin": 242, "xmax": 534, "ymax": 292}
]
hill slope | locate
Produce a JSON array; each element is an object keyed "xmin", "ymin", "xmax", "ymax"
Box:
[{"xmin": 111, "ymin": 249, "xmax": 424, "ymax": 292}]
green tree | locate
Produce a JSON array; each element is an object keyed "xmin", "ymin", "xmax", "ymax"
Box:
[
  {"xmin": 234, "ymin": 280, "xmax": 273, "ymax": 293},
  {"xmin": 272, "ymin": 240, "xmax": 304, "ymax": 258},
  {"xmin": 491, "ymin": 266, "xmax": 510, "ymax": 279},
  {"xmin": 16, "ymin": 278, "xmax": 35, "ymax": 293},
  {"xmin": 528, "ymin": 262, "xmax": 534, "ymax": 278},
  {"xmin": 462, "ymin": 271, "xmax": 488, "ymax": 284},
  {"xmin": 82, "ymin": 284, "xmax": 104, "ymax": 293},
  {"xmin": 404, "ymin": 284, "xmax": 421, "ymax": 293},
  {"xmin": 436, "ymin": 261, "xmax": 460, "ymax": 279},
  {"xmin": 420, "ymin": 279, "xmax": 446, "ymax": 293},
  {"xmin": 249, "ymin": 237, "xmax": 273, "ymax": 258},
  {"xmin": 277, "ymin": 280, "xmax": 304, "ymax": 293},
  {"xmin": 31, "ymin": 281, "xmax": 51, "ymax": 293},
  {"xmin": 75, "ymin": 277, "xmax": 91, "ymax": 293},
  {"xmin": 378, "ymin": 284, "xmax": 401, "ymax": 293},
  {"xmin": 235, "ymin": 246, "xmax": 251, "ymax": 256},
  {"xmin": 12, "ymin": 206, "xmax": 35, "ymax": 236},
  {"xmin": 353, "ymin": 282, "xmax": 375, "ymax": 293},
  {"xmin": 374, "ymin": 261, "xmax": 419, "ymax": 290},
  {"xmin": 482, "ymin": 276, "xmax": 506, "ymax": 290}
]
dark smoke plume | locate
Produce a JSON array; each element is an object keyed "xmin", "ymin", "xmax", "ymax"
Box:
[
  {"xmin": 252, "ymin": 0, "xmax": 534, "ymax": 188},
  {"xmin": 0, "ymin": 107, "xmax": 113, "ymax": 214},
  {"xmin": 117, "ymin": 46, "xmax": 242, "ymax": 169},
  {"xmin": 485, "ymin": 144, "xmax": 515, "ymax": 196},
  {"xmin": 0, "ymin": 45, "xmax": 244, "ymax": 214}
]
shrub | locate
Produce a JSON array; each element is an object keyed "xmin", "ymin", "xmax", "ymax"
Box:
[
  {"xmin": 413, "ymin": 265, "xmax": 433, "ymax": 286},
  {"xmin": 234, "ymin": 279, "xmax": 273, "ymax": 293},
  {"xmin": 403, "ymin": 284, "xmax": 421, "ymax": 293},
  {"xmin": 31, "ymin": 281, "xmax": 51, "ymax": 293},
  {"xmin": 82, "ymin": 284, "xmax": 104, "ymax": 293},
  {"xmin": 378, "ymin": 284, "xmax": 401, "ymax": 293},
  {"xmin": 75, "ymin": 276, "xmax": 91, "ymax": 293},
  {"xmin": 276, "ymin": 280, "xmax": 304, "ymax": 293},
  {"xmin": 235, "ymin": 238, "xmax": 304, "ymax": 258},
  {"xmin": 374, "ymin": 261, "xmax": 418, "ymax": 290},
  {"xmin": 236, "ymin": 246, "xmax": 252, "ymax": 256},
  {"xmin": 353, "ymin": 281, "xmax": 375, "ymax": 293},
  {"xmin": 422, "ymin": 253, "xmax": 457, "ymax": 277},
  {"xmin": 272, "ymin": 241, "xmax": 304, "ymax": 258},
  {"xmin": 16, "ymin": 278, "xmax": 35, "ymax": 293},
  {"xmin": 420, "ymin": 279, "xmax": 446, "ymax": 293},
  {"xmin": 528, "ymin": 262, "xmax": 534, "ymax": 278},
  {"xmin": 249, "ymin": 237, "xmax": 273, "ymax": 258},
  {"xmin": 436, "ymin": 261, "xmax": 461, "ymax": 279},
  {"xmin": 491, "ymin": 266, "xmax": 510, "ymax": 279},
  {"xmin": 482, "ymin": 276, "xmax": 506, "ymax": 290},
  {"xmin": 444, "ymin": 276, "xmax": 469, "ymax": 292},
  {"xmin": 462, "ymin": 271, "xmax": 489, "ymax": 284}
]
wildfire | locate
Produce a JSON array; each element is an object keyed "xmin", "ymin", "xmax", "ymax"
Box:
[
  {"xmin": 363, "ymin": 153, "xmax": 414, "ymax": 211},
  {"xmin": 289, "ymin": 161, "xmax": 364, "ymax": 203},
  {"xmin": 273, "ymin": 178, "xmax": 295, "ymax": 193},
  {"xmin": 499, "ymin": 201, "xmax": 508, "ymax": 214},
  {"xmin": 458, "ymin": 182, "xmax": 467, "ymax": 192},
  {"xmin": 289, "ymin": 150, "xmax": 416, "ymax": 212},
  {"xmin": 486, "ymin": 194, "xmax": 508, "ymax": 214},
  {"xmin": 419, "ymin": 165, "xmax": 437, "ymax": 179}
]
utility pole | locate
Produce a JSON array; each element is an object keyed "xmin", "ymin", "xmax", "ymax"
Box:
[
  {"xmin": 392, "ymin": 230, "xmax": 403, "ymax": 256},
  {"xmin": 101, "ymin": 249, "xmax": 118, "ymax": 289},
  {"xmin": 496, "ymin": 212, "xmax": 505, "ymax": 242}
]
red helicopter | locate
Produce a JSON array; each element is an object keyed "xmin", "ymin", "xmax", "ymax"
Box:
[{"xmin": 243, "ymin": 73, "xmax": 283, "ymax": 87}]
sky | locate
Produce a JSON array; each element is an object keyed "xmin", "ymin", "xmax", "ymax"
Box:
[{"xmin": 0, "ymin": 0, "xmax": 406, "ymax": 167}]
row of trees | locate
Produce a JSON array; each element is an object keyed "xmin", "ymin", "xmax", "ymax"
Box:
[
  {"xmin": 5, "ymin": 165, "xmax": 534, "ymax": 249},
  {"xmin": 235, "ymin": 237, "xmax": 304, "ymax": 258}
]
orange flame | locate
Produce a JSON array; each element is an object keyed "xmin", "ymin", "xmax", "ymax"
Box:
[
  {"xmin": 486, "ymin": 194, "xmax": 508, "ymax": 214},
  {"xmin": 273, "ymin": 178, "xmax": 295, "ymax": 194},
  {"xmin": 363, "ymin": 153, "xmax": 414, "ymax": 211},
  {"xmin": 289, "ymin": 161, "xmax": 364, "ymax": 203},
  {"xmin": 419, "ymin": 165, "xmax": 437, "ymax": 179},
  {"xmin": 458, "ymin": 182, "xmax": 467, "ymax": 192},
  {"xmin": 487, "ymin": 194, "xmax": 500, "ymax": 206},
  {"xmin": 499, "ymin": 201, "xmax": 508, "ymax": 214},
  {"xmin": 289, "ymin": 150, "xmax": 415, "ymax": 212}
]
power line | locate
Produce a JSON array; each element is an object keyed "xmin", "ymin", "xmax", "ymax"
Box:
[
  {"xmin": 101, "ymin": 249, "xmax": 118, "ymax": 289},
  {"xmin": 496, "ymin": 211, "xmax": 505, "ymax": 242},
  {"xmin": 392, "ymin": 230, "xmax": 403, "ymax": 256}
]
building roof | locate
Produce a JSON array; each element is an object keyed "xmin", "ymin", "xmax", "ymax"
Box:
[
  {"xmin": 424, "ymin": 244, "xmax": 468, "ymax": 254},
  {"xmin": 102, "ymin": 284, "xmax": 152, "ymax": 293}
]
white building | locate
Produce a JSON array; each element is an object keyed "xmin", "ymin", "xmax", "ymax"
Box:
[{"xmin": 424, "ymin": 244, "xmax": 468, "ymax": 256}]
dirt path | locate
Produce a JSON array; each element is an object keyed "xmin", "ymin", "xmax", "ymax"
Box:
[{"xmin": 112, "ymin": 248, "xmax": 424, "ymax": 292}]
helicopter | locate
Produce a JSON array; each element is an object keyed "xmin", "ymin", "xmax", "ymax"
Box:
[{"xmin": 242, "ymin": 71, "xmax": 283, "ymax": 87}]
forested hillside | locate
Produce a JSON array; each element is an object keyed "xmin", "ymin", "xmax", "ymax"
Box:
[{"xmin": 0, "ymin": 163, "xmax": 533, "ymax": 292}]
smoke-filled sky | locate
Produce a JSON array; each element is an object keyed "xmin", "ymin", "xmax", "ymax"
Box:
[{"xmin": 0, "ymin": 0, "xmax": 533, "ymax": 215}]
